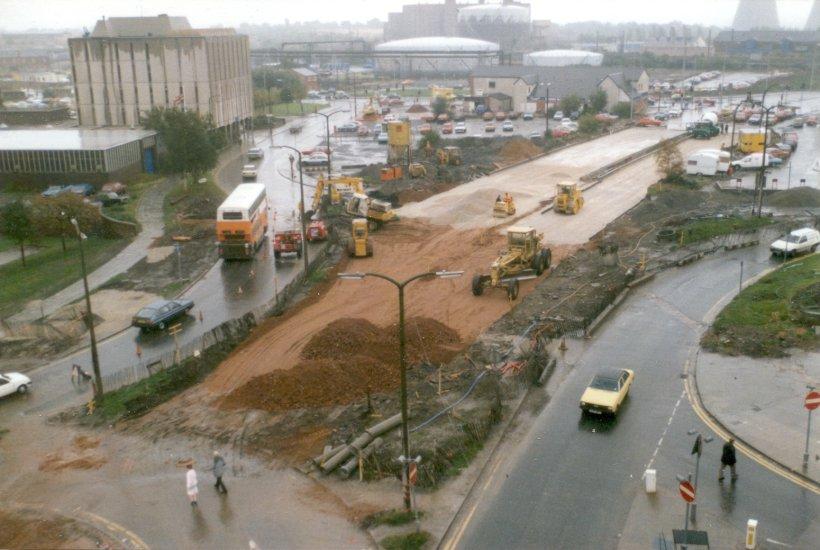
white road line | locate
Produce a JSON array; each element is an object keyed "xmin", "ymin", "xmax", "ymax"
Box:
[
  {"xmin": 645, "ymin": 388, "xmax": 686, "ymax": 471},
  {"xmin": 766, "ymin": 538, "xmax": 794, "ymax": 548}
]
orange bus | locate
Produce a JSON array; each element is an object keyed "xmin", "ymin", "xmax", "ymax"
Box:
[{"xmin": 216, "ymin": 183, "xmax": 268, "ymax": 260}]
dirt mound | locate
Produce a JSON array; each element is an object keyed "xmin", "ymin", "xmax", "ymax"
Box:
[
  {"xmin": 72, "ymin": 435, "xmax": 100, "ymax": 450},
  {"xmin": 39, "ymin": 453, "xmax": 106, "ymax": 472},
  {"xmin": 499, "ymin": 138, "xmax": 542, "ymax": 164},
  {"xmin": 766, "ymin": 187, "xmax": 820, "ymax": 207},
  {"xmin": 221, "ymin": 317, "xmax": 461, "ymax": 413},
  {"xmin": 406, "ymin": 103, "xmax": 429, "ymax": 113}
]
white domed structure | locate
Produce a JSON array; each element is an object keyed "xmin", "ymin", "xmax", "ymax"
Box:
[
  {"xmin": 457, "ymin": 2, "xmax": 531, "ymax": 53},
  {"xmin": 374, "ymin": 37, "xmax": 500, "ymax": 76},
  {"xmin": 523, "ymin": 50, "xmax": 604, "ymax": 67}
]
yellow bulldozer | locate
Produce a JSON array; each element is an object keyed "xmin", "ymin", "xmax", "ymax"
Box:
[
  {"xmin": 312, "ymin": 176, "xmax": 365, "ymax": 213},
  {"xmin": 554, "ymin": 181, "xmax": 584, "ymax": 215},
  {"xmin": 347, "ymin": 218, "xmax": 373, "ymax": 257},
  {"xmin": 493, "ymin": 193, "xmax": 516, "ymax": 218},
  {"xmin": 345, "ymin": 193, "xmax": 396, "ymax": 230},
  {"xmin": 436, "ymin": 146, "xmax": 462, "ymax": 166},
  {"xmin": 472, "ymin": 226, "xmax": 551, "ymax": 300}
]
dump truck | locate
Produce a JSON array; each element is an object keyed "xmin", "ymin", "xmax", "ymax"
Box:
[
  {"xmin": 493, "ymin": 193, "xmax": 516, "ymax": 217},
  {"xmin": 345, "ymin": 193, "xmax": 396, "ymax": 230},
  {"xmin": 554, "ymin": 182, "xmax": 584, "ymax": 215},
  {"xmin": 472, "ymin": 226, "xmax": 551, "ymax": 300},
  {"xmin": 347, "ymin": 218, "xmax": 373, "ymax": 257},
  {"xmin": 311, "ymin": 176, "xmax": 365, "ymax": 213},
  {"xmin": 273, "ymin": 230, "xmax": 303, "ymax": 260}
]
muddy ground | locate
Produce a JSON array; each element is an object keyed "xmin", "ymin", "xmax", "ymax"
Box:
[{"xmin": 0, "ymin": 507, "xmax": 119, "ymax": 549}]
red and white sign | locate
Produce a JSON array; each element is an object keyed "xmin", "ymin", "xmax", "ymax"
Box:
[
  {"xmin": 408, "ymin": 463, "xmax": 418, "ymax": 486},
  {"xmin": 679, "ymin": 480, "xmax": 695, "ymax": 503},
  {"xmin": 805, "ymin": 391, "xmax": 820, "ymax": 411}
]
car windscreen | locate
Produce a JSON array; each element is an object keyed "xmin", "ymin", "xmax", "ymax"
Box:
[
  {"xmin": 589, "ymin": 376, "xmax": 619, "ymax": 391},
  {"xmin": 135, "ymin": 307, "xmax": 157, "ymax": 318},
  {"xmin": 784, "ymin": 234, "xmax": 801, "ymax": 243}
]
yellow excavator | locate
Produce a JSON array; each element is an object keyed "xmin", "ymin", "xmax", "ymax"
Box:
[
  {"xmin": 347, "ymin": 218, "xmax": 373, "ymax": 257},
  {"xmin": 554, "ymin": 181, "xmax": 584, "ymax": 215},
  {"xmin": 493, "ymin": 193, "xmax": 516, "ymax": 218},
  {"xmin": 408, "ymin": 162, "xmax": 427, "ymax": 178},
  {"xmin": 311, "ymin": 176, "xmax": 365, "ymax": 213},
  {"xmin": 472, "ymin": 226, "xmax": 551, "ymax": 300},
  {"xmin": 345, "ymin": 193, "xmax": 396, "ymax": 230},
  {"xmin": 436, "ymin": 146, "xmax": 462, "ymax": 166}
]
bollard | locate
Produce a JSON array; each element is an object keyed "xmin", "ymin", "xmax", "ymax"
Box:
[
  {"xmin": 745, "ymin": 519, "xmax": 758, "ymax": 549},
  {"xmin": 644, "ymin": 469, "xmax": 656, "ymax": 493}
]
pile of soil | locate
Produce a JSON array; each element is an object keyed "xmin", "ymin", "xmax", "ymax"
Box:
[
  {"xmin": 766, "ymin": 187, "xmax": 820, "ymax": 208},
  {"xmin": 38, "ymin": 435, "xmax": 106, "ymax": 472},
  {"xmin": 498, "ymin": 139, "xmax": 542, "ymax": 164},
  {"xmin": 406, "ymin": 103, "xmax": 429, "ymax": 113},
  {"xmin": 221, "ymin": 317, "xmax": 461, "ymax": 413}
]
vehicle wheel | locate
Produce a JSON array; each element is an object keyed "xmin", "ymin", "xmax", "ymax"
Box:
[
  {"xmin": 507, "ymin": 280, "xmax": 520, "ymax": 300},
  {"xmin": 532, "ymin": 254, "xmax": 543, "ymax": 276},
  {"xmin": 158, "ymin": 322, "xmax": 165, "ymax": 331},
  {"xmin": 368, "ymin": 219, "xmax": 378, "ymax": 231},
  {"xmin": 347, "ymin": 241, "xmax": 355, "ymax": 257},
  {"xmin": 541, "ymin": 249, "xmax": 552, "ymax": 271},
  {"xmin": 471, "ymin": 275, "xmax": 484, "ymax": 296},
  {"xmin": 366, "ymin": 242, "xmax": 373, "ymax": 257},
  {"xmin": 812, "ymin": 244, "xmax": 818, "ymax": 252},
  {"xmin": 274, "ymin": 250, "xmax": 281, "ymax": 259},
  {"xmin": 17, "ymin": 384, "xmax": 28, "ymax": 394}
]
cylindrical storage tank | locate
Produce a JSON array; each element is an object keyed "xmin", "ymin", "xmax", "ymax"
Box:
[
  {"xmin": 374, "ymin": 37, "xmax": 500, "ymax": 77},
  {"xmin": 523, "ymin": 50, "xmax": 604, "ymax": 67}
]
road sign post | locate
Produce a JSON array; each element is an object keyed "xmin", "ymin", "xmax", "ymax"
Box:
[
  {"xmin": 804, "ymin": 389, "xmax": 819, "ymax": 468},
  {"xmin": 688, "ymin": 431, "xmax": 713, "ymax": 522},
  {"xmin": 679, "ymin": 476, "xmax": 695, "ymax": 549}
]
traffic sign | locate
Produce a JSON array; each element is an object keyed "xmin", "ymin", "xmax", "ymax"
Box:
[
  {"xmin": 805, "ymin": 391, "xmax": 820, "ymax": 411},
  {"xmin": 408, "ymin": 462, "xmax": 418, "ymax": 486},
  {"xmin": 679, "ymin": 480, "xmax": 695, "ymax": 503}
]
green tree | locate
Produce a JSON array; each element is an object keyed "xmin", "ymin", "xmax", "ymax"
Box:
[
  {"xmin": 655, "ymin": 139, "xmax": 684, "ymax": 182},
  {"xmin": 251, "ymin": 69, "xmax": 306, "ymax": 103},
  {"xmin": 32, "ymin": 194, "xmax": 102, "ymax": 238},
  {"xmin": 588, "ymin": 90, "xmax": 607, "ymax": 113},
  {"xmin": 145, "ymin": 108, "xmax": 221, "ymax": 183},
  {"xmin": 431, "ymin": 96, "xmax": 449, "ymax": 117},
  {"xmin": 418, "ymin": 129, "xmax": 441, "ymax": 151},
  {"xmin": 612, "ymin": 102, "xmax": 632, "ymax": 119},
  {"xmin": 558, "ymin": 94, "xmax": 582, "ymax": 115},
  {"xmin": 0, "ymin": 201, "xmax": 37, "ymax": 265},
  {"xmin": 578, "ymin": 114, "xmax": 601, "ymax": 134}
]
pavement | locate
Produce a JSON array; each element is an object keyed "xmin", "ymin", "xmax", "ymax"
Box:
[
  {"xmin": 442, "ymin": 244, "xmax": 820, "ymax": 550},
  {"xmin": 0, "ymin": 246, "xmax": 39, "ymax": 267},
  {"xmin": 11, "ymin": 177, "xmax": 174, "ymax": 323},
  {"xmin": 697, "ymin": 350, "xmax": 820, "ymax": 484}
]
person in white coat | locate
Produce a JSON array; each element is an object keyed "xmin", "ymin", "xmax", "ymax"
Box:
[{"xmin": 186, "ymin": 463, "xmax": 199, "ymax": 506}]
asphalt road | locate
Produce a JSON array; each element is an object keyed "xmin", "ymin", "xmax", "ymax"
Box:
[{"xmin": 444, "ymin": 245, "xmax": 819, "ymax": 549}]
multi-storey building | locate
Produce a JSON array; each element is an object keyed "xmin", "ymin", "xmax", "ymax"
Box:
[{"xmin": 68, "ymin": 15, "xmax": 251, "ymax": 131}]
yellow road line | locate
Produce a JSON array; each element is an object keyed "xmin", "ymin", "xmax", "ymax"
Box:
[{"xmin": 78, "ymin": 510, "xmax": 150, "ymax": 549}]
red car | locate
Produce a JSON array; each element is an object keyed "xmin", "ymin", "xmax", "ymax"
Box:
[
  {"xmin": 273, "ymin": 230, "xmax": 303, "ymax": 259},
  {"xmin": 637, "ymin": 117, "xmax": 663, "ymax": 127},
  {"xmin": 551, "ymin": 127, "xmax": 570, "ymax": 138},
  {"xmin": 307, "ymin": 220, "xmax": 329, "ymax": 242}
]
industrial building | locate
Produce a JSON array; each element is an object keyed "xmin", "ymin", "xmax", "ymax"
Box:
[
  {"xmin": 714, "ymin": 30, "xmax": 820, "ymax": 57},
  {"xmin": 68, "ymin": 15, "xmax": 252, "ymax": 132},
  {"xmin": 470, "ymin": 64, "xmax": 649, "ymax": 113},
  {"xmin": 375, "ymin": 37, "xmax": 500, "ymax": 77},
  {"xmin": 523, "ymin": 50, "xmax": 602, "ymax": 67},
  {"xmin": 731, "ymin": 0, "xmax": 780, "ymax": 31},
  {"xmin": 0, "ymin": 128, "xmax": 158, "ymax": 185}
]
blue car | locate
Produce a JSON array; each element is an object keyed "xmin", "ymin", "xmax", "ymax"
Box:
[
  {"xmin": 41, "ymin": 185, "xmax": 69, "ymax": 198},
  {"xmin": 131, "ymin": 299, "xmax": 194, "ymax": 331},
  {"xmin": 68, "ymin": 183, "xmax": 95, "ymax": 196}
]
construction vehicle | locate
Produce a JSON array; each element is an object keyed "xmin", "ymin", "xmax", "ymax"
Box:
[
  {"xmin": 345, "ymin": 193, "xmax": 396, "ymax": 230},
  {"xmin": 690, "ymin": 121, "xmax": 720, "ymax": 139},
  {"xmin": 554, "ymin": 182, "xmax": 584, "ymax": 215},
  {"xmin": 311, "ymin": 176, "xmax": 365, "ymax": 212},
  {"xmin": 436, "ymin": 146, "xmax": 462, "ymax": 166},
  {"xmin": 472, "ymin": 226, "xmax": 551, "ymax": 300},
  {"xmin": 347, "ymin": 218, "xmax": 373, "ymax": 257},
  {"xmin": 380, "ymin": 165, "xmax": 403, "ymax": 182},
  {"xmin": 493, "ymin": 193, "xmax": 516, "ymax": 217},
  {"xmin": 273, "ymin": 230, "xmax": 303, "ymax": 260},
  {"xmin": 408, "ymin": 162, "xmax": 427, "ymax": 178},
  {"xmin": 306, "ymin": 219, "xmax": 329, "ymax": 242}
]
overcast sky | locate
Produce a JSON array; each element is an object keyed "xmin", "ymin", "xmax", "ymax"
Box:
[{"xmin": 0, "ymin": 0, "xmax": 817, "ymax": 32}]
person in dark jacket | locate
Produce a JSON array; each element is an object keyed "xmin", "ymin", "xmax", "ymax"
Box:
[
  {"xmin": 719, "ymin": 438, "xmax": 738, "ymax": 482},
  {"xmin": 213, "ymin": 451, "xmax": 228, "ymax": 494}
]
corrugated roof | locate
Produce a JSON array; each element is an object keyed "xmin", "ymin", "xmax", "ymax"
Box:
[
  {"xmin": 376, "ymin": 36, "xmax": 499, "ymax": 53},
  {"xmin": 0, "ymin": 128, "xmax": 156, "ymax": 150}
]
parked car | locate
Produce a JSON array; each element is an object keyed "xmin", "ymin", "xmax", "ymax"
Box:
[
  {"xmin": 579, "ymin": 369, "xmax": 634, "ymax": 416},
  {"xmin": 807, "ymin": 115, "xmax": 817, "ymax": 127},
  {"xmin": 335, "ymin": 91, "xmax": 349, "ymax": 99},
  {"xmin": 436, "ymin": 113, "xmax": 450, "ymax": 123},
  {"xmin": 484, "ymin": 123, "xmax": 496, "ymax": 133},
  {"xmin": 131, "ymin": 299, "xmax": 194, "ymax": 331},
  {"xmin": 509, "ymin": 111, "xmax": 521, "ymax": 120},
  {"xmin": 419, "ymin": 123, "xmax": 433, "ymax": 134},
  {"xmin": 501, "ymin": 121, "xmax": 514, "ymax": 132},
  {"xmin": 442, "ymin": 122, "xmax": 454, "ymax": 134},
  {"xmin": 748, "ymin": 113, "xmax": 762, "ymax": 125},
  {"xmin": 0, "ymin": 372, "xmax": 31, "ymax": 398},
  {"xmin": 654, "ymin": 112, "xmax": 670, "ymax": 121},
  {"xmin": 495, "ymin": 111, "xmax": 506, "ymax": 121},
  {"xmin": 528, "ymin": 130, "xmax": 543, "ymax": 139},
  {"xmin": 241, "ymin": 164, "xmax": 258, "ymax": 179},
  {"xmin": 454, "ymin": 122, "xmax": 467, "ymax": 134},
  {"xmin": 731, "ymin": 153, "xmax": 782, "ymax": 170},
  {"xmin": 301, "ymin": 153, "xmax": 329, "ymax": 167},
  {"xmin": 551, "ymin": 127, "xmax": 570, "ymax": 138},
  {"xmin": 769, "ymin": 228, "xmax": 820, "ymax": 257},
  {"xmin": 377, "ymin": 131, "xmax": 389, "ymax": 144},
  {"xmin": 553, "ymin": 110, "xmax": 564, "ymax": 120},
  {"xmin": 337, "ymin": 122, "xmax": 359, "ymax": 133},
  {"xmin": 560, "ymin": 117, "xmax": 572, "ymax": 126},
  {"xmin": 482, "ymin": 111, "xmax": 494, "ymax": 121},
  {"xmin": 570, "ymin": 110, "xmax": 581, "ymax": 120},
  {"xmin": 41, "ymin": 185, "xmax": 68, "ymax": 198},
  {"xmin": 99, "ymin": 191, "xmax": 130, "ymax": 206},
  {"xmin": 247, "ymin": 147, "xmax": 264, "ymax": 160},
  {"xmin": 667, "ymin": 108, "xmax": 682, "ymax": 118},
  {"xmin": 637, "ymin": 117, "xmax": 663, "ymax": 127},
  {"xmin": 522, "ymin": 112, "xmax": 534, "ymax": 121}
]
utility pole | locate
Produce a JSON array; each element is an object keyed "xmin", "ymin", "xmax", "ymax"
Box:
[
  {"xmin": 687, "ymin": 431, "xmax": 713, "ymax": 522},
  {"xmin": 71, "ymin": 218, "xmax": 103, "ymax": 401}
]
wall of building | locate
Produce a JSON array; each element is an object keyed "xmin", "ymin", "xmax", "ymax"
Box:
[
  {"xmin": 599, "ymin": 77, "xmax": 631, "ymax": 110},
  {"xmin": 470, "ymin": 76, "xmax": 532, "ymax": 112}
]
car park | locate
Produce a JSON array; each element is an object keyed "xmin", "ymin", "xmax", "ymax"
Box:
[
  {"xmin": 579, "ymin": 368, "xmax": 634, "ymax": 416},
  {"xmin": 131, "ymin": 299, "xmax": 194, "ymax": 331},
  {"xmin": 501, "ymin": 121, "xmax": 514, "ymax": 132},
  {"xmin": 769, "ymin": 228, "xmax": 820, "ymax": 257},
  {"xmin": 241, "ymin": 164, "xmax": 258, "ymax": 179},
  {"xmin": 454, "ymin": 122, "xmax": 467, "ymax": 134},
  {"xmin": 247, "ymin": 147, "xmax": 264, "ymax": 160},
  {"xmin": 0, "ymin": 372, "xmax": 31, "ymax": 398}
]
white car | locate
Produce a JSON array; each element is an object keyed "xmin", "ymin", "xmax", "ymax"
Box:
[
  {"xmin": 377, "ymin": 132, "xmax": 389, "ymax": 144},
  {"xmin": 241, "ymin": 164, "xmax": 258, "ymax": 179},
  {"xmin": 770, "ymin": 228, "xmax": 820, "ymax": 257},
  {"xmin": 553, "ymin": 110, "xmax": 564, "ymax": 120},
  {"xmin": 454, "ymin": 123, "xmax": 467, "ymax": 134},
  {"xmin": 247, "ymin": 147, "xmax": 264, "ymax": 160},
  {"xmin": 501, "ymin": 121, "xmax": 514, "ymax": 132},
  {"xmin": 0, "ymin": 372, "xmax": 31, "ymax": 398},
  {"xmin": 731, "ymin": 153, "xmax": 782, "ymax": 170}
]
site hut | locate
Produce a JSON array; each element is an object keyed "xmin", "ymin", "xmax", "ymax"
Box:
[{"xmin": 0, "ymin": 127, "xmax": 158, "ymax": 187}]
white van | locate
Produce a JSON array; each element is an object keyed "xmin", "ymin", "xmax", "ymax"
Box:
[
  {"xmin": 696, "ymin": 149, "xmax": 731, "ymax": 172},
  {"xmin": 770, "ymin": 227, "xmax": 820, "ymax": 257},
  {"xmin": 686, "ymin": 152, "xmax": 720, "ymax": 176}
]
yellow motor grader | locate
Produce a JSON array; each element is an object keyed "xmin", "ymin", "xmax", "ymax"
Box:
[{"xmin": 471, "ymin": 226, "xmax": 551, "ymax": 300}]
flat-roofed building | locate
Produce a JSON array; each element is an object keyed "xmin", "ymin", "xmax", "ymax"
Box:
[{"xmin": 68, "ymin": 15, "xmax": 251, "ymax": 131}]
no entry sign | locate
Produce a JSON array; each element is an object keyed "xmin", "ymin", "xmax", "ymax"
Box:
[
  {"xmin": 408, "ymin": 462, "xmax": 418, "ymax": 486},
  {"xmin": 805, "ymin": 391, "xmax": 820, "ymax": 411},
  {"xmin": 679, "ymin": 480, "xmax": 695, "ymax": 503}
]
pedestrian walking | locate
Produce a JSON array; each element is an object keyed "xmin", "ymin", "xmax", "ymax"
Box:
[
  {"xmin": 213, "ymin": 451, "xmax": 228, "ymax": 494},
  {"xmin": 186, "ymin": 463, "xmax": 199, "ymax": 506},
  {"xmin": 71, "ymin": 363, "xmax": 80, "ymax": 385},
  {"xmin": 718, "ymin": 438, "xmax": 738, "ymax": 482}
]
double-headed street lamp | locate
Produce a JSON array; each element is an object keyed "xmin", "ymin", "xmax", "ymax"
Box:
[
  {"xmin": 338, "ymin": 269, "xmax": 464, "ymax": 510},
  {"xmin": 272, "ymin": 144, "xmax": 309, "ymax": 275},
  {"xmin": 70, "ymin": 218, "xmax": 103, "ymax": 401},
  {"xmin": 313, "ymin": 109, "xmax": 345, "ymax": 179}
]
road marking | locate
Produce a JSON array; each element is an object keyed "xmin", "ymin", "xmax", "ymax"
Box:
[
  {"xmin": 77, "ymin": 511, "xmax": 149, "ymax": 549},
  {"xmin": 644, "ymin": 390, "xmax": 685, "ymax": 472},
  {"xmin": 683, "ymin": 358, "xmax": 820, "ymax": 495},
  {"xmin": 766, "ymin": 538, "xmax": 794, "ymax": 548}
]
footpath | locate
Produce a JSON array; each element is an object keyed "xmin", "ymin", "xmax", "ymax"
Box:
[{"xmin": 697, "ymin": 350, "xmax": 820, "ymax": 483}]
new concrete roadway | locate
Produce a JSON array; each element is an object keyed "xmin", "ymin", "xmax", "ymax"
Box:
[{"xmin": 442, "ymin": 245, "xmax": 819, "ymax": 549}]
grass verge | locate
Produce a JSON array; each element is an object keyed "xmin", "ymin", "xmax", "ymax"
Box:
[
  {"xmin": 0, "ymin": 236, "xmax": 127, "ymax": 318},
  {"xmin": 361, "ymin": 509, "xmax": 422, "ymax": 529},
  {"xmin": 702, "ymin": 253, "xmax": 820, "ymax": 357},
  {"xmin": 101, "ymin": 174, "xmax": 164, "ymax": 226},
  {"xmin": 679, "ymin": 215, "xmax": 773, "ymax": 245},
  {"xmin": 163, "ymin": 177, "xmax": 226, "ymax": 233},
  {"xmin": 380, "ymin": 531, "xmax": 430, "ymax": 550}
]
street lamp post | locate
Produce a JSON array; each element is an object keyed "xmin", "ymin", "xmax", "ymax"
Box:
[
  {"xmin": 755, "ymin": 103, "xmax": 777, "ymax": 217},
  {"xmin": 70, "ymin": 218, "xmax": 103, "ymax": 401},
  {"xmin": 540, "ymin": 82, "xmax": 551, "ymax": 137},
  {"xmin": 686, "ymin": 430, "xmax": 713, "ymax": 522},
  {"xmin": 338, "ymin": 269, "xmax": 463, "ymax": 510},
  {"xmin": 313, "ymin": 110, "xmax": 345, "ymax": 178},
  {"xmin": 272, "ymin": 145, "xmax": 309, "ymax": 275}
]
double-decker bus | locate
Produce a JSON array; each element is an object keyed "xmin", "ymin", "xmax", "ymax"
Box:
[{"xmin": 216, "ymin": 183, "xmax": 268, "ymax": 260}]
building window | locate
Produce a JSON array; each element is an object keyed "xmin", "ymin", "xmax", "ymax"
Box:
[{"xmin": 489, "ymin": 81, "xmax": 496, "ymax": 89}]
